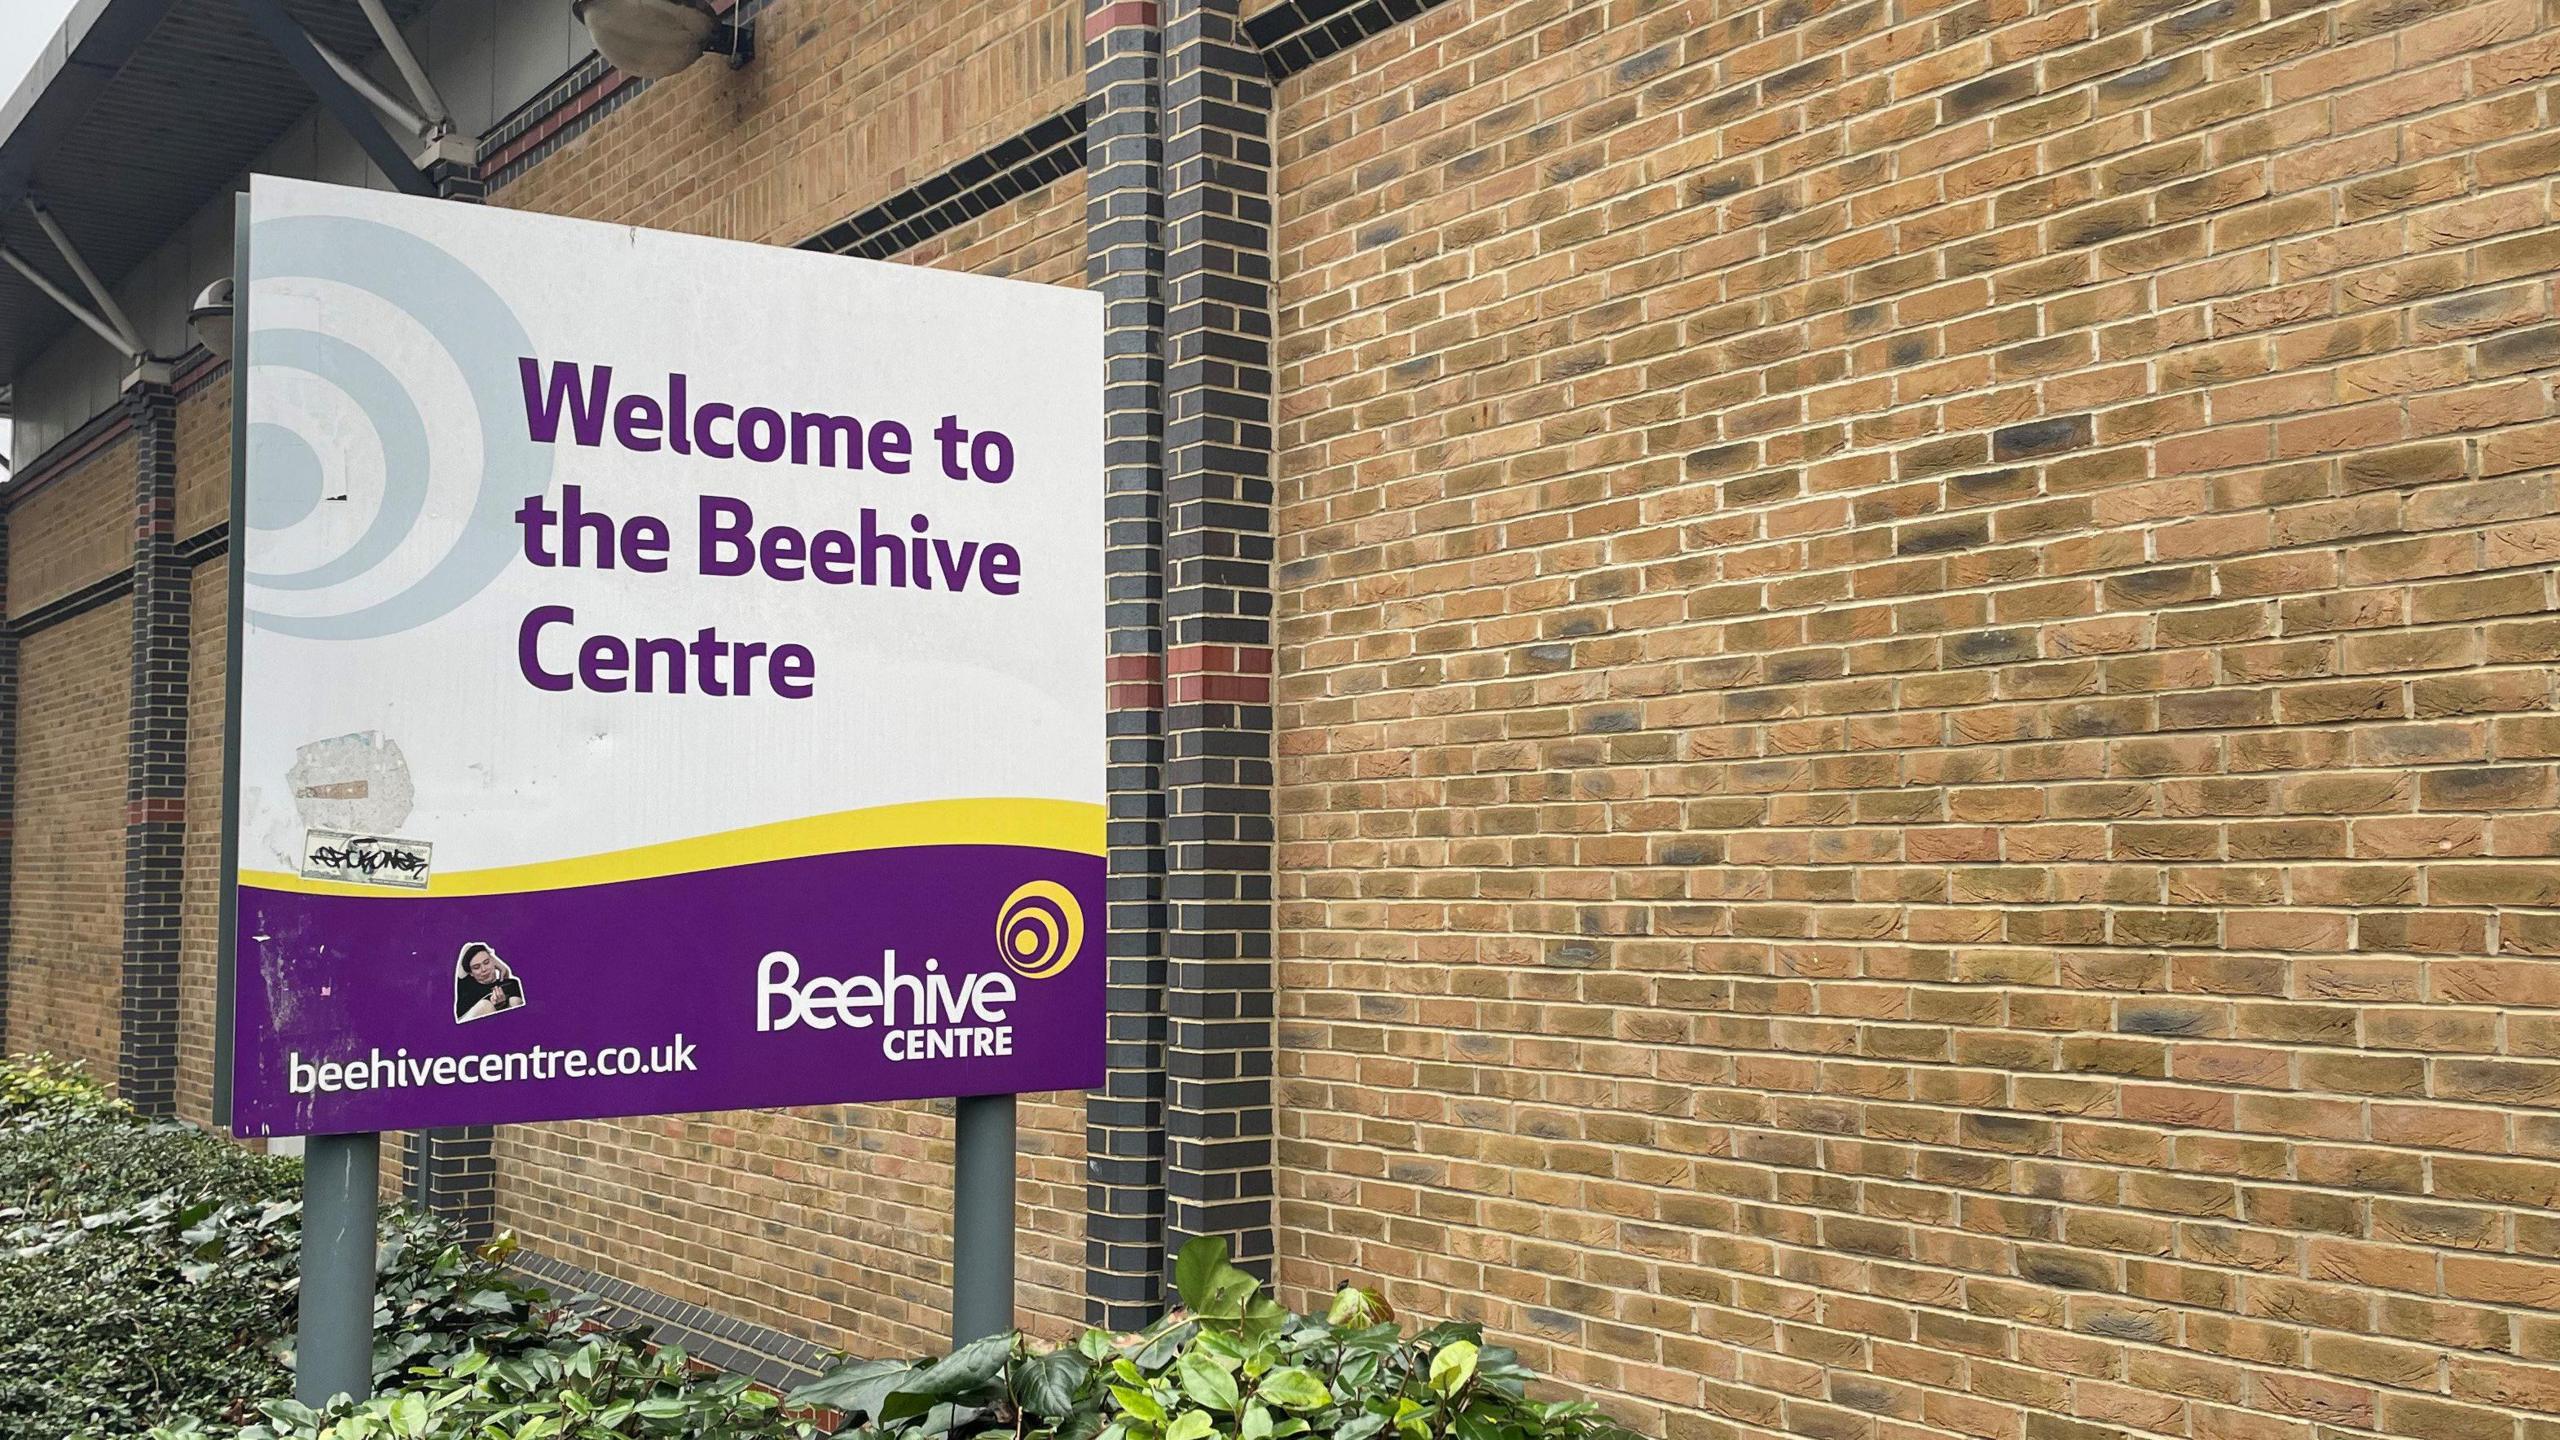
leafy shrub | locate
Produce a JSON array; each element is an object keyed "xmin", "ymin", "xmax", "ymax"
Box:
[
  {"xmin": 0, "ymin": 1088, "xmax": 296, "ymax": 1222},
  {"xmin": 0, "ymin": 1184, "xmax": 302, "ymax": 1436},
  {"xmin": 0, "ymin": 1054, "xmax": 559, "ymax": 1438},
  {"xmin": 159, "ymin": 1332, "xmax": 821, "ymax": 1440},
  {"xmin": 791, "ymin": 1238, "xmax": 1640, "ymax": 1440},
  {"xmin": 2, "ymin": 1054, "xmax": 1624, "ymax": 1440},
  {"xmin": 0, "ymin": 1059, "xmax": 303, "ymax": 1437},
  {"xmin": 0, "ymin": 1050, "xmax": 118, "ymax": 1118},
  {"xmin": 229, "ymin": 1238, "xmax": 1637, "ymax": 1440}
]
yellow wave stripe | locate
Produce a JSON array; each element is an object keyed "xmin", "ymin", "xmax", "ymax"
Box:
[{"xmin": 240, "ymin": 797, "xmax": 1104, "ymax": 899}]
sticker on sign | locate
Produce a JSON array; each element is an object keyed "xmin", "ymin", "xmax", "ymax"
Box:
[{"xmin": 299, "ymin": 831, "xmax": 435, "ymax": 888}]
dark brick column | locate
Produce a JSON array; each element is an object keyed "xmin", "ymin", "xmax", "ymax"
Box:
[
  {"xmin": 396, "ymin": 148, "xmax": 497, "ymax": 1242},
  {"xmin": 1160, "ymin": 0, "xmax": 1276, "ymax": 1281},
  {"xmin": 401, "ymin": 1126, "xmax": 494, "ymax": 1238},
  {"xmin": 422, "ymin": 145, "xmax": 486, "ymax": 204},
  {"xmin": 121, "ymin": 368, "xmax": 186, "ymax": 1116},
  {"xmin": 1084, "ymin": 0, "xmax": 1173, "ymax": 1329}
]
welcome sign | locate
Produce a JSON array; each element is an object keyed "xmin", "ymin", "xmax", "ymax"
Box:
[{"xmin": 224, "ymin": 176, "xmax": 1104, "ymax": 1136}]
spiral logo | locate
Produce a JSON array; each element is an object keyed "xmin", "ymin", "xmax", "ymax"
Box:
[
  {"xmin": 242, "ymin": 213, "xmax": 551, "ymax": 641},
  {"xmin": 996, "ymin": 881, "xmax": 1083, "ymax": 981}
]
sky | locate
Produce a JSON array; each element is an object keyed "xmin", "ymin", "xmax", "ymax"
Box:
[
  {"xmin": 0, "ymin": 0, "xmax": 82, "ymax": 108},
  {"xmin": 0, "ymin": 0, "xmax": 87, "ymax": 465}
]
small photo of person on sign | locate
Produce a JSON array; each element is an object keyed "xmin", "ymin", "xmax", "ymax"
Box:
[{"xmin": 453, "ymin": 943, "xmax": 526, "ymax": 1023}]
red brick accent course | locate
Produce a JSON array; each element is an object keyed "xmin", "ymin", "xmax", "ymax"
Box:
[
  {"xmin": 1086, "ymin": 0, "xmax": 1157, "ymax": 39},
  {"xmin": 1165, "ymin": 643, "xmax": 1273, "ymax": 705}
]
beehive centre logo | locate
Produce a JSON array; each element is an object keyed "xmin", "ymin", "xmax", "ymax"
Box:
[
  {"xmin": 997, "ymin": 880, "xmax": 1081, "ymax": 980},
  {"xmin": 756, "ymin": 881, "xmax": 1085, "ymax": 1060}
]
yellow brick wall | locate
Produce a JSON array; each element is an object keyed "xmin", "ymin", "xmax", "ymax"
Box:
[
  {"xmin": 172, "ymin": 370, "xmax": 233, "ymax": 1128},
  {"xmin": 8, "ymin": 597, "xmax": 130, "ymax": 1082},
  {"xmin": 495, "ymin": 0, "xmax": 1080, "ymax": 248},
  {"xmin": 1269, "ymin": 1, "xmax": 2560, "ymax": 1437},
  {"xmin": 9, "ymin": 436, "xmax": 132, "ymax": 620},
  {"xmin": 176, "ymin": 372, "xmax": 232, "ymax": 545},
  {"xmin": 178, "ymin": 556, "xmax": 226, "ymax": 1128}
]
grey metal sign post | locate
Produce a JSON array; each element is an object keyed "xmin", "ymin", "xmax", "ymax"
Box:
[
  {"xmin": 950, "ymin": 1092, "xmax": 1018, "ymax": 1343},
  {"xmin": 297, "ymin": 1132, "xmax": 380, "ymax": 1405}
]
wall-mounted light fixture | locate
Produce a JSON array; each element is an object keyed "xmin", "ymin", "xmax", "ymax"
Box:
[
  {"xmin": 189, "ymin": 278, "xmax": 236, "ymax": 362},
  {"xmin": 573, "ymin": 0, "xmax": 754, "ymax": 80}
]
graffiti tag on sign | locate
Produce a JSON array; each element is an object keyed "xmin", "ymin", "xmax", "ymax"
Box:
[{"xmin": 301, "ymin": 830, "xmax": 435, "ymax": 889}]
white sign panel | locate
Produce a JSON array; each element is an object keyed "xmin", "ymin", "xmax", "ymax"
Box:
[{"xmin": 228, "ymin": 176, "xmax": 1104, "ymax": 1135}]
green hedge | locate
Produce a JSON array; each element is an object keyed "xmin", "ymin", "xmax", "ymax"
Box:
[
  {"xmin": 5, "ymin": 1057, "xmax": 1633, "ymax": 1440},
  {"xmin": 0, "ymin": 1055, "xmax": 575, "ymax": 1439},
  {"xmin": 0, "ymin": 1055, "xmax": 300, "ymax": 1435}
]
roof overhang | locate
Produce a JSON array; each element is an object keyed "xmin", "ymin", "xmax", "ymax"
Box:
[{"xmin": 0, "ymin": 0, "xmax": 435, "ymax": 390}]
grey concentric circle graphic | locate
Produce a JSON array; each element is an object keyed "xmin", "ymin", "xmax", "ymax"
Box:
[{"xmin": 245, "ymin": 213, "xmax": 551, "ymax": 640}]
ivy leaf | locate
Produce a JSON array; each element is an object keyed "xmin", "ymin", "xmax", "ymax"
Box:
[
  {"xmin": 788, "ymin": 1357, "xmax": 917, "ymax": 1419},
  {"xmin": 1174, "ymin": 1237, "xmax": 1232, "ymax": 1314},
  {"xmin": 1325, "ymin": 1288, "xmax": 1392, "ymax": 1327},
  {"xmin": 873, "ymin": 1333, "xmax": 1015, "ymax": 1421},
  {"xmin": 1177, "ymin": 1353, "xmax": 1241, "ymax": 1412},
  {"xmin": 1018, "ymin": 1350, "xmax": 1091, "ymax": 1420},
  {"xmin": 1173, "ymin": 1237, "xmax": 1262, "ymax": 1322},
  {"xmin": 1256, "ymin": 1367, "xmax": 1330, "ymax": 1413},
  {"xmin": 1133, "ymin": 1322, "xmax": 1196, "ymax": 1373},
  {"xmin": 1334, "ymin": 1413, "xmax": 1388, "ymax": 1440},
  {"xmin": 1428, "ymin": 1341, "xmax": 1479, "ymax": 1398},
  {"xmin": 1111, "ymin": 1384, "xmax": 1167, "ymax": 1425}
]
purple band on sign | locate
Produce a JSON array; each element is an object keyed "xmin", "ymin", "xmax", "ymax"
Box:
[{"xmin": 229, "ymin": 844, "xmax": 1103, "ymax": 1136}]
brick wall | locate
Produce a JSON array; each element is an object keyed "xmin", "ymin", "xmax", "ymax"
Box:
[
  {"xmin": 6, "ymin": 434, "xmax": 139, "ymax": 1081},
  {"xmin": 495, "ymin": 0, "xmax": 1079, "ymax": 246},
  {"xmin": 1269, "ymin": 1, "xmax": 2560, "ymax": 1438},
  {"xmin": 491, "ymin": 171, "xmax": 1093, "ymax": 1354},
  {"xmin": 9, "ymin": 437, "xmax": 134, "ymax": 619},
  {"xmin": 178, "ymin": 556, "xmax": 225, "ymax": 1128},
  {"xmin": 175, "ymin": 374, "xmax": 231, "ymax": 545},
  {"xmin": 174, "ymin": 378, "xmax": 230, "ymax": 1128},
  {"xmin": 7, "ymin": 599, "xmax": 131, "ymax": 1078}
]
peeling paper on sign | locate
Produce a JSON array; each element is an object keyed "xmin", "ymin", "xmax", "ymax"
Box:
[{"xmin": 288, "ymin": 732, "xmax": 416, "ymax": 835}]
